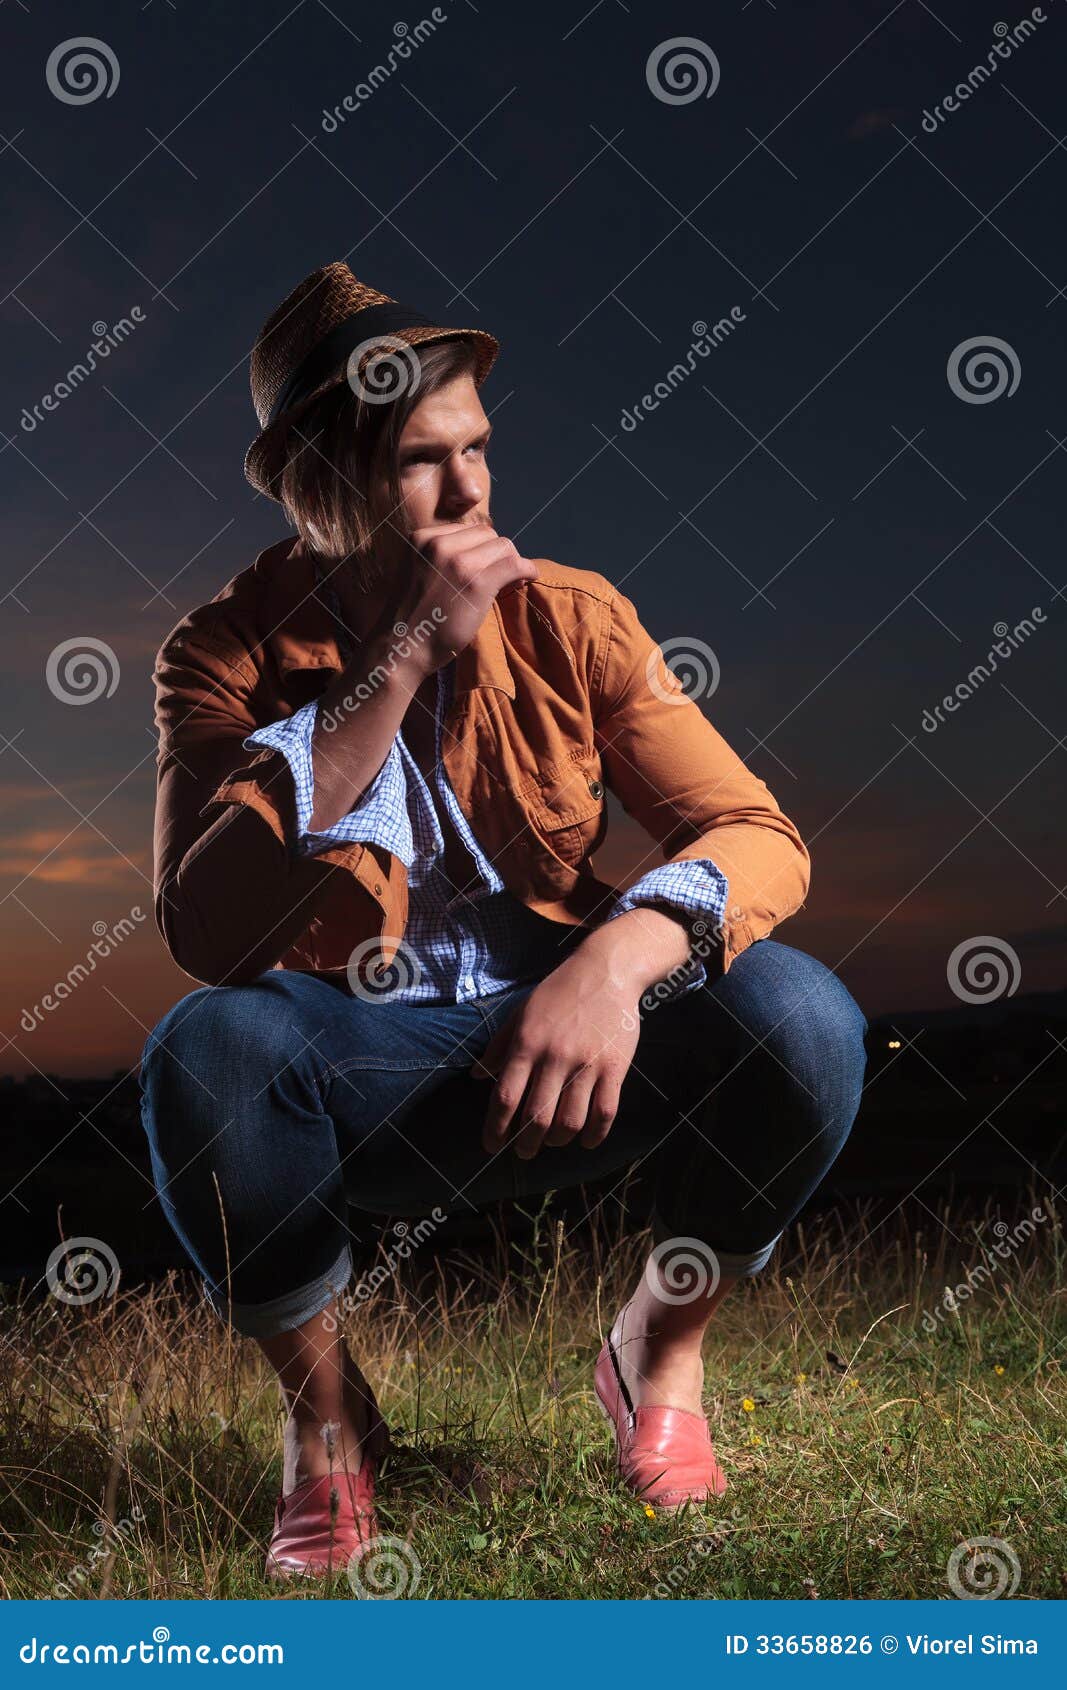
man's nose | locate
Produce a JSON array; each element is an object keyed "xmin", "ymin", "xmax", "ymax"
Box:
[{"xmin": 440, "ymin": 466, "xmax": 486, "ymax": 518}]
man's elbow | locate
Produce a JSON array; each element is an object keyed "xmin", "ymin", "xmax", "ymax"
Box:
[
  {"xmin": 793, "ymin": 834, "xmax": 812, "ymax": 906},
  {"xmin": 773, "ymin": 818, "xmax": 811, "ymax": 918},
  {"xmin": 155, "ymin": 888, "xmax": 279, "ymax": 988}
]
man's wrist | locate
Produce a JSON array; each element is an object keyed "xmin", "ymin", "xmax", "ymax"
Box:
[
  {"xmin": 576, "ymin": 903, "xmax": 693, "ymax": 997},
  {"xmin": 323, "ymin": 629, "xmax": 428, "ymax": 719},
  {"xmin": 360, "ymin": 624, "xmax": 434, "ymax": 692}
]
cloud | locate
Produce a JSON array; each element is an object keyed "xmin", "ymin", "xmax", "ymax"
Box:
[
  {"xmin": 0, "ymin": 777, "xmax": 109, "ymax": 803},
  {"xmin": 0, "ymin": 825, "xmax": 148, "ymax": 888}
]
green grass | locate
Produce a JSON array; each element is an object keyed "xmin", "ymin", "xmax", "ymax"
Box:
[{"xmin": 1, "ymin": 1197, "xmax": 1064, "ymax": 1600}]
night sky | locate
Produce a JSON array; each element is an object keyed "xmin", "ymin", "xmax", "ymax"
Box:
[{"xmin": 2, "ymin": 0, "xmax": 1064, "ymax": 1078}]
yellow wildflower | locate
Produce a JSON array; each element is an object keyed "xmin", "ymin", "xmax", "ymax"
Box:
[
  {"xmin": 742, "ymin": 1398, "xmax": 756, "ymax": 1413},
  {"xmin": 994, "ymin": 1364, "xmax": 1005, "ymax": 1376},
  {"xmin": 643, "ymin": 1503, "xmax": 656, "ymax": 1519}
]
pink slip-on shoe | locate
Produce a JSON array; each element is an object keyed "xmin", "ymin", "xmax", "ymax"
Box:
[
  {"xmin": 594, "ymin": 1326, "xmax": 727, "ymax": 1510},
  {"xmin": 264, "ymin": 1391, "xmax": 390, "ymax": 1581}
]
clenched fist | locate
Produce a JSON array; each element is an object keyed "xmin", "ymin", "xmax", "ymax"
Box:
[{"xmin": 388, "ymin": 522, "xmax": 539, "ymax": 677}]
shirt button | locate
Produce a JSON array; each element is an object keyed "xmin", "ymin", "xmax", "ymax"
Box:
[{"xmin": 588, "ymin": 777, "xmax": 604, "ymax": 799}]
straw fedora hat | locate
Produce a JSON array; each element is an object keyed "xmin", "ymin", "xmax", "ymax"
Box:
[{"xmin": 244, "ymin": 261, "xmax": 500, "ymax": 499}]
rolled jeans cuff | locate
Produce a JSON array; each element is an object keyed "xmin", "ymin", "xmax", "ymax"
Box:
[
  {"xmin": 204, "ymin": 1244, "xmax": 354, "ymax": 1339},
  {"xmin": 649, "ymin": 1210, "xmax": 781, "ymax": 1278}
]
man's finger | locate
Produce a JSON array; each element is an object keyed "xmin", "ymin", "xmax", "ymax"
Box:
[
  {"xmin": 512, "ymin": 1062, "xmax": 568, "ymax": 1160},
  {"xmin": 410, "ymin": 519, "xmax": 497, "ymax": 545},
  {"xmin": 542, "ymin": 1064, "xmax": 596, "ymax": 1147},
  {"xmin": 577, "ymin": 1071, "xmax": 623, "ymax": 1150},
  {"xmin": 471, "ymin": 1006, "xmax": 519, "ymax": 1087},
  {"xmin": 478, "ymin": 554, "xmax": 538, "ymax": 604},
  {"xmin": 481, "ymin": 1053, "xmax": 532, "ymax": 1154}
]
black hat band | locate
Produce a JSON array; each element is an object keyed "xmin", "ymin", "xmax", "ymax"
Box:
[{"xmin": 265, "ymin": 301, "xmax": 439, "ymax": 429}]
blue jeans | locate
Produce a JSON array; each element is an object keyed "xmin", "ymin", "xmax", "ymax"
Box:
[{"xmin": 138, "ymin": 940, "xmax": 868, "ymax": 1338}]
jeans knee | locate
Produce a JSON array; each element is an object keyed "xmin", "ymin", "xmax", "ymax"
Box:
[
  {"xmin": 139, "ymin": 979, "xmax": 297, "ymax": 1149},
  {"xmin": 795, "ymin": 961, "xmax": 868, "ymax": 1084},
  {"xmin": 720, "ymin": 942, "xmax": 868, "ymax": 1120},
  {"xmin": 796, "ymin": 962, "xmax": 864, "ymax": 1085}
]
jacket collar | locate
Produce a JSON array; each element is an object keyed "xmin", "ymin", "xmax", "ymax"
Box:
[{"xmin": 260, "ymin": 537, "xmax": 516, "ymax": 700}]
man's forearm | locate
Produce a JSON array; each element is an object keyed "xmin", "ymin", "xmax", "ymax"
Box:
[
  {"xmin": 307, "ymin": 633, "xmax": 427, "ymax": 833},
  {"xmin": 575, "ymin": 904, "xmax": 695, "ymax": 999}
]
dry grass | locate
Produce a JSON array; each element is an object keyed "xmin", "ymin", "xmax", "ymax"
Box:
[{"xmin": 1, "ymin": 1195, "xmax": 1064, "ymax": 1599}]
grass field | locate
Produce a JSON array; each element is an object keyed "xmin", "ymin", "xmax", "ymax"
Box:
[{"xmin": 1, "ymin": 1195, "xmax": 1064, "ymax": 1601}]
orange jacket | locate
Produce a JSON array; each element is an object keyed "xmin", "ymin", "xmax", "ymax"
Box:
[{"xmin": 149, "ymin": 537, "xmax": 810, "ymax": 988}]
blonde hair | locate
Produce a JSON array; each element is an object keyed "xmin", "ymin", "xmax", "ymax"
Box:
[{"xmin": 277, "ymin": 337, "xmax": 480, "ymax": 575}]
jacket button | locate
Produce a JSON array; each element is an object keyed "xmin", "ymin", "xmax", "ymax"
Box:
[
  {"xmin": 373, "ymin": 882, "xmax": 383, "ymax": 896},
  {"xmin": 588, "ymin": 777, "xmax": 604, "ymax": 799}
]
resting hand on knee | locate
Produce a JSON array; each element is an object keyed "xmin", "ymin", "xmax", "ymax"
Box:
[{"xmin": 472, "ymin": 942, "xmax": 643, "ymax": 1159}]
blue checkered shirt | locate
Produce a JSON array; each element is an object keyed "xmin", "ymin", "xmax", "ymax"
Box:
[{"xmin": 245, "ymin": 584, "xmax": 727, "ymax": 1005}]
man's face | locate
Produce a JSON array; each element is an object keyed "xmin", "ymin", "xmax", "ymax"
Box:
[{"xmin": 370, "ymin": 371, "xmax": 493, "ymax": 574}]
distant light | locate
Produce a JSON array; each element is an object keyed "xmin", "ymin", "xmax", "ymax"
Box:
[{"xmin": 887, "ymin": 1039, "xmax": 902, "ymax": 1050}]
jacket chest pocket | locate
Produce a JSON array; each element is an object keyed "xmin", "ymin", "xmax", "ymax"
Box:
[{"xmin": 523, "ymin": 752, "xmax": 608, "ymax": 871}]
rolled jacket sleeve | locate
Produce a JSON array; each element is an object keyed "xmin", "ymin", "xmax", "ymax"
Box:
[{"xmin": 245, "ymin": 704, "xmax": 416, "ymax": 867}]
